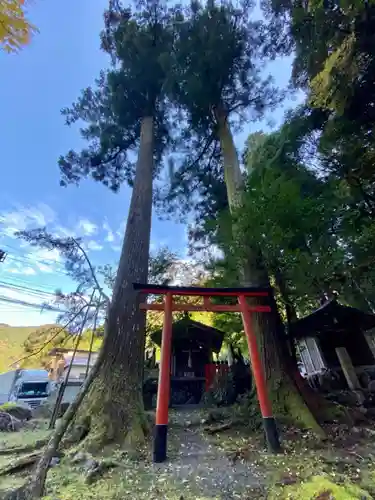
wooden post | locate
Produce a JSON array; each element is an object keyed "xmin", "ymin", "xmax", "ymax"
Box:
[
  {"xmin": 238, "ymin": 295, "xmax": 281, "ymax": 453},
  {"xmin": 154, "ymin": 292, "xmax": 173, "ymax": 463},
  {"xmin": 365, "ymin": 331, "xmax": 375, "ymax": 360},
  {"xmin": 335, "ymin": 347, "xmax": 361, "ymax": 390}
]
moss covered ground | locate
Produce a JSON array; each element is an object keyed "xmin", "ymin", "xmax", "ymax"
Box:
[{"xmin": 0, "ymin": 410, "xmax": 374, "ymax": 499}]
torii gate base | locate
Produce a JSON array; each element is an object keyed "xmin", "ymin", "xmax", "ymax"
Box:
[{"xmin": 133, "ymin": 284, "xmax": 281, "ymax": 462}]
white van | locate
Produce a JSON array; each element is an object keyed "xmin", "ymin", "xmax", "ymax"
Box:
[{"xmin": 0, "ymin": 369, "xmax": 53, "ymax": 409}]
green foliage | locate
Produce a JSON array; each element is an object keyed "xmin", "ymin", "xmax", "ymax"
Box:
[
  {"xmin": 242, "ymin": 127, "xmax": 342, "ymax": 305},
  {"xmin": 264, "ymin": 0, "xmax": 375, "ymax": 198},
  {"xmin": 273, "ymin": 475, "xmax": 369, "ymax": 500},
  {"xmin": 22, "ymin": 325, "xmax": 68, "ymax": 367},
  {"xmin": 171, "ymin": 0, "xmax": 277, "ymax": 132}
]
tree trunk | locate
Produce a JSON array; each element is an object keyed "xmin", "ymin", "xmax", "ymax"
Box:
[
  {"xmin": 215, "ymin": 108, "xmax": 324, "ymax": 433},
  {"xmin": 72, "ymin": 116, "xmax": 154, "ymax": 451},
  {"xmin": 273, "ymin": 265, "xmax": 298, "ymax": 327},
  {"xmin": 25, "ymin": 341, "xmax": 105, "ymax": 498}
]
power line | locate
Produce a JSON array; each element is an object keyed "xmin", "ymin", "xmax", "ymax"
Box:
[
  {"xmin": 0, "ymin": 280, "xmax": 57, "ymax": 298},
  {"xmin": 0, "ymin": 294, "xmax": 64, "ymax": 313},
  {"xmin": 0, "ymin": 243, "xmax": 69, "ymax": 276},
  {"xmin": 0, "ymin": 309, "xmax": 48, "ymax": 313},
  {"xmin": 0, "ymin": 282, "xmax": 63, "ymax": 315},
  {"xmin": 0, "ymin": 274, "xmax": 63, "ymax": 292}
]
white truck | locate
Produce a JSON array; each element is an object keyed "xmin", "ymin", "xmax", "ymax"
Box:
[{"xmin": 0, "ymin": 369, "xmax": 53, "ymax": 409}]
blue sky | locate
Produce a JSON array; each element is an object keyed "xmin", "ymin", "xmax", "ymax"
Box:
[{"xmin": 0, "ymin": 0, "xmax": 302, "ymax": 326}]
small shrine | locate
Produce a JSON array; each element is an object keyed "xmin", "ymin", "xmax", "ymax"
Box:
[
  {"xmin": 290, "ymin": 299, "xmax": 375, "ymax": 392},
  {"xmin": 148, "ymin": 317, "xmax": 226, "ymax": 406}
]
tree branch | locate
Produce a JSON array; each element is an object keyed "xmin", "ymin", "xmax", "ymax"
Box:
[
  {"xmin": 72, "ymin": 238, "xmax": 111, "ymax": 303},
  {"xmin": 184, "ymin": 133, "xmax": 215, "ymax": 174},
  {"xmin": 49, "ymin": 289, "xmax": 96, "ymax": 429}
]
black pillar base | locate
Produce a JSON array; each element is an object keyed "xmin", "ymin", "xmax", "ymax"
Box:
[
  {"xmin": 153, "ymin": 424, "xmax": 168, "ymax": 463},
  {"xmin": 263, "ymin": 417, "xmax": 281, "ymax": 453}
]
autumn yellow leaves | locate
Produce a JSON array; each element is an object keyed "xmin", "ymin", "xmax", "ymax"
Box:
[{"xmin": 0, "ymin": 0, "xmax": 37, "ymax": 52}]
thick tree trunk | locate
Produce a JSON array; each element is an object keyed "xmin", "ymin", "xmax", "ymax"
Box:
[
  {"xmin": 215, "ymin": 108, "xmax": 324, "ymax": 433},
  {"xmin": 72, "ymin": 116, "xmax": 154, "ymax": 451}
]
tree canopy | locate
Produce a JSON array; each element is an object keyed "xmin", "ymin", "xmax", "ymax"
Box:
[
  {"xmin": 0, "ymin": 0, "xmax": 37, "ymax": 52},
  {"xmin": 59, "ymin": 0, "xmax": 176, "ymax": 191}
]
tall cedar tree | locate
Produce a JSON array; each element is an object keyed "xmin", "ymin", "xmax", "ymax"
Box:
[
  {"xmin": 166, "ymin": 0, "xmax": 330, "ymax": 429},
  {"xmin": 58, "ymin": 0, "xmax": 174, "ymax": 449}
]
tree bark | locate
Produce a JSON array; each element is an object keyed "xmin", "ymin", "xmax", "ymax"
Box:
[
  {"xmin": 71, "ymin": 116, "xmax": 154, "ymax": 451},
  {"xmin": 215, "ymin": 108, "xmax": 324, "ymax": 433}
]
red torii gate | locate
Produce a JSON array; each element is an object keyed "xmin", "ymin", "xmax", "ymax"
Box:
[{"xmin": 133, "ymin": 283, "xmax": 281, "ymax": 462}]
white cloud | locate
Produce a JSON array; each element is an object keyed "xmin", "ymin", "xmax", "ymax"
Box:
[
  {"xmin": 7, "ymin": 266, "xmax": 36, "ymax": 276},
  {"xmin": 55, "ymin": 225, "xmax": 76, "ymax": 239},
  {"xmin": 24, "ymin": 248, "xmax": 62, "ymax": 274},
  {"xmin": 31, "ymin": 248, "xmax": 61, "ymax": 263},
  {"xmin": 0, "ymin": 203, "xmax": 55, "ymax": 240},
  {"xmin": 116, "ymin": 220, "xmax": 126, "ymax": 239},
  {"xmin": 2, "ymin": 258, "xmax": 38, "ymax": 277},
  {"xmin": 87, "ymin": 240, "xmax": 103, "ymax": 251},
  {"xmin": 36, "ymin": 263, "xmax": 54, "ymax": 273},
  {"xmin": 106, "ymin": 232, "xmax": 114, "ymax": 243},
  {"xmin": 23, "ymin": 267, "xmax": 37, "ymax": 276},
  {"xmin": 0, "ymin": 204, "xmax": 120, "ymax": 278},
  {"xmin": 111, "ymin": 244, "xmax": 122, "ymax": 252},
  {"xmin": 77, "ymin": 219, "xmax": 97, "ymax": 236}
]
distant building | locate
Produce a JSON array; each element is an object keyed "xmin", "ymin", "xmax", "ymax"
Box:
[
  {"xmin": 48, "ymin": 348, "xmax": 98, "ymax": 382},
  {"xmin": 47, "ymin": 348, "xmax": 99, "ymax": 405}
]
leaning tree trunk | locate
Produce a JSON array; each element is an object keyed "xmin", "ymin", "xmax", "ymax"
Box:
[
  {"xmin": 215, "ymin": 107, "xmax": 324, "ymax": 432},
  {"xmin": 25, "ymin": 338, "xmax": 106, "ymax": 498},
  {"xmin": 72, "ymin": 116, "xmax": 155, "ymax": 450}
]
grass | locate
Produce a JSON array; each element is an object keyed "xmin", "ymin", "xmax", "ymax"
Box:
[
  {"xmin": 0, "ymin": 421, "xmax": 51, "ymax": 497},
  {"xmin": 207, "ymin": 423, "xmax": 375, "ymax": 500},
  {"xmin": 1, "ymin": 413, "xmax": 375, "ymax": 499},
  {"xmin": 273, "ymin": 475, "xmax": 369, "ymax": 500},
  {"xmin": 43, "ymin": 459, "xmax": 210, "ymax": 500},
  {"xmin": 0, "ymin": 421, "xmax": 50, "ymax": 450}
]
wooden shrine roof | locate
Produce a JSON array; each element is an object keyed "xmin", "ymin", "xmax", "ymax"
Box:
[
  {"xmin": 290, "ymin": 299, "xmax": 375, "ymax": 339},
  {"xmin": 150, "ymin": 317, "xmax": 225, "ymax": 353}
]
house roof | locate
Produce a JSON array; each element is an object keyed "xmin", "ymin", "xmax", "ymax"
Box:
[
  {"xmin": 290, "ymin": 299, "xmax": 375, "ymax": 340},
  {"xmin": 63, "ymin": 356, "xmax": 95, "ymax": 367},
  {"xmin": 48, "ymin": 348, "xmax": 95, "ymax": 356},
  {"xmin": 150, "ymin": 317, "xmax": 225, "ymax": 353}
]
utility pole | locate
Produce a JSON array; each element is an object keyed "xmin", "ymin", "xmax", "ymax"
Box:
[{"xmin": 0, "ymin": 250, "xmax": 6, "ymax": 263}]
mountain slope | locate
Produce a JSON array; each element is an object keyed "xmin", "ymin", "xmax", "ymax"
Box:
[{"xmin": 0, "ymin": 324, "xmax": 57, "ymax": 373}]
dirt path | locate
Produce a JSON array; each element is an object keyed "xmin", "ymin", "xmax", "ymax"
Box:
[{"xmin": 154, "ymin": 410, "xmax": 265, "ymax": 499}]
